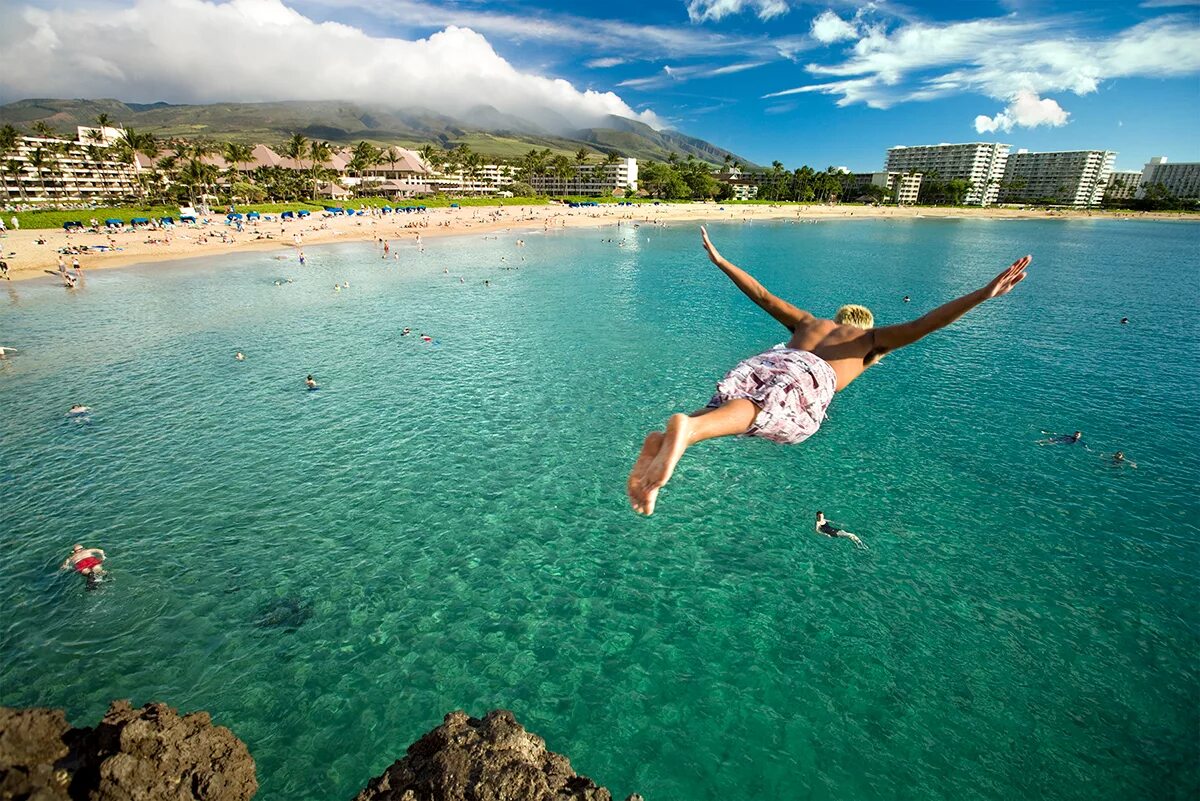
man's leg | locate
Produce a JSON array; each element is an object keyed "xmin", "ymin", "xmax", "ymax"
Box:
[{"xmin": 628, "ymin": 399, "xmax": 758, "ymax": 515}]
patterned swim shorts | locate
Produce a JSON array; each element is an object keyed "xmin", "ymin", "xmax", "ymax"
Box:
[{"xmin": 706, "ymin": 346, "xmax": 837, "ymax": 445}]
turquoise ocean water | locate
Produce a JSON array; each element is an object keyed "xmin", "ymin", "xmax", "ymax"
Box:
[{"xmin": 1, "ymin": 219, "xmax": 1197, "ymax": 800}]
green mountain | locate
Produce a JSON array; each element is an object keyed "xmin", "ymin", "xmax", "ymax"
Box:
[{"xmin": 0, "ymin": 98, "xmax": 758, "ymax": 167}]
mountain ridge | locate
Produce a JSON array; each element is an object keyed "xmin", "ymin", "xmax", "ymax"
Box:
[{"xmin": 0, "ymin": 98, "xmax": 759, "ymax": 167}]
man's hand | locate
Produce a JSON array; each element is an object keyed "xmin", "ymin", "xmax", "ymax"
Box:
[
  {"xmin": 983, "ymin": 255, "xmax": 1031, "ymax": 299},
  {"xmin": 700, "ymin": 226, "xmax": 722, "ymax": 265}
]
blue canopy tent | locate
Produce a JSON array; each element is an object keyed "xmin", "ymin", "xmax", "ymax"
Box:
[
  {"xmin": 326, "ymin": 207, "xmax": 344, "ymax": 215},
  {"xmin": 297, "ymin": 210, "xmax": 310, "ymax": 217},
  {"xmin": 62, "ymin": 221, "xmax": 83, "ymax": 230},
  {"xmin": 381, "ymin": 206, "xmax": 393, "ymax": 212},
  {"xmin": 227, "ymin": 213, "xmax": 244, "ymax": 220},
  {"xmin": 130, "ymin": 217, "xmax": 150, "ymax": 225},
  {"xmin": 449, "ymin": 203, "xmax": 460, "ymax": 209},
  {"xmin": 104, "ymin": 218, "xmax": 123, "ymax": 227},
  {"xmin": 280, "ymin": 211, "xmax": 294, "ymax": 219},
  {"xmin": 159, "ymin": 217, "xmax": 175, "ymax": 225},
  {"xmin": 246, "ymin": 211, "xmax": 260, "ymax": 219},
  {"xmin": 179, "ymin": 215, "xmax": 197, "ymax": 223},
  {"xmin": 417, "ymin": 205, "xmax": 427, "ymax": 211}
]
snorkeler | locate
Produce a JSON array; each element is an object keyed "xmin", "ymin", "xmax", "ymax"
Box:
[
  {"xmin": 1038, "ymin": 430, "xmax": 1085, "ymax": 446},
  {"xmin": 1112, "ymin": 451, "xmax": 1137, "ymax": 468},
  {"xmin": 305, "ymin": 375, "xmax": 318, "ymax": 390},
  {"xmin": 815, "ymin": 512, "xmax": 867, "ymax": 550},
  {"xmin": 60, "ymin": 544, "xmax": 106, "ymax": 582},
  {"xmin": 626, "ymin": 227, "xmax": 1032, "ymax": 515}
]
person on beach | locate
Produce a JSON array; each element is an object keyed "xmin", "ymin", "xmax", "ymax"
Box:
[
  {"xmin": 626, "ymin": 226, "xmax": 1031, "ymax": 515},
  {"xmin": 815, "ymin": 512, "xmax": 867, "ymax": 549},
  {"xmin": 60, "ymin": 544, "xmax": 106, "ymax": 583}
]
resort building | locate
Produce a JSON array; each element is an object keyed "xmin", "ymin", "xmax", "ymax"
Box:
[
  {"xmin": 716, "ymin": 168, "xmax": 759, "ymax": 200},
  {"xmin": 851, "ymin": 171, "xmax": 923, "ymax": 204},
  {"xmin": 997, "ymin": 149, "xmax": 1115, "ymax": 207},
  {"xmin": 1, "ymin": 129, "xmax": 141, "ymax": 203},
  {"xmin": 1138, "ymin": 156, "xmax": 1200, "ymax": 200},
  {"xmin": 1104, "ymin": 170, "xmax": 1142, "ymax": 201},
  {"xmin": 528, "ymin": 158, "xmax": 638, "ymax": 196},
  {"xmin": 885, "ymin": 142, "xmax": 1010, "ymax": 205}
]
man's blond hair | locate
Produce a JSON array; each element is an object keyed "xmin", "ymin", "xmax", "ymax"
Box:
[{"xmin": 834, "ymin": 304, "xmax": 874, "ymax": 329}]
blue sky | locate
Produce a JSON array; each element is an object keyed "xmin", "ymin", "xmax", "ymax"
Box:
[{"xmin": 2, "ymin": 0, "xmax": 1198, "ymax": 170}]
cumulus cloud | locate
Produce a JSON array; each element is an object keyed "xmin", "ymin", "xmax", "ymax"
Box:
[
  {"xmin": 687, "ymin": 0, "xmax": 790, "ymax": 23},
  {"xmin": 974, "ymin": 90, "xmax": 1069, "ymax": 133},
  {"xmin": 0, "ymin": 0, "xmax": 663, "ymax": 131},
  {"xmin": 762, "ymin": 13, "xmax": 1200, "ymax": 129},
  {"xmin": 810, "ymin": 10, "xmax": 858, "ymax": 43}
]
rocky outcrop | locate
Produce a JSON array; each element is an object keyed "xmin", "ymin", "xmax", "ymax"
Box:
[
  {"xmin": 0, "ymin": 701, "xmax": 256, "ymax": 801},
  {"xmin": 2, "ymin": 705, "xmax": 639, "ymax": 801},
  {"xmin": 352, "ymin": 710, "xmax": 641, "ymax": 801}
]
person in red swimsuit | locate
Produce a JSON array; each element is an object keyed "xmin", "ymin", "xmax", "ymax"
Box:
[{"xmin": 60, "ymin": 544, "xmax": 106, "ymax": 580}]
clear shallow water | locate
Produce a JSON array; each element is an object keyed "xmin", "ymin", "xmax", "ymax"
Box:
[{"xmin": 2, "ymin": 219, "xmax": 1197, "ymax": 801}]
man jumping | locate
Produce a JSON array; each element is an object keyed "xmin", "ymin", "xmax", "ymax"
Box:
[{"xmin": 627, "ymin": 226, "xmax": 1031, "ymax": 515}]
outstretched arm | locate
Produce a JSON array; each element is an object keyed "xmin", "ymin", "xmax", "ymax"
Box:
[
  {"xmin": 874, "ymin": 256, "xmax": 1030, "ymax": 354},
  {"xmin": 701, "ymin": 227, "xmax": 813, "ymax": 330}
]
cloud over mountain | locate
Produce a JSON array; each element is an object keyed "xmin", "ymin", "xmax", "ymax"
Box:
[{"xmin": 0, "ymin": 0, "xmax": 662, "ymax": 132}]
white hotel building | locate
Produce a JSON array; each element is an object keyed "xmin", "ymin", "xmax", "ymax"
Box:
[
  {"xmin": 998, "ymin": 149, "xmax": 1115, "ymax": 207},
  {"xmin": 1138, "ymin": 157, "xmax": 1200, "ymax": 200},
  {"xmin": 1, "ymin": 126, "xmax": 141, "ymax": 204},
  {"xmin": 528, "ymin": 158, "xmax": 638, "ymax": 196},
  {"xmin": 1105, "ymin": 170, "xmax": 1142, "ymax": 201},
  {"xmin": 885, "ymin": 142, "xmax": 1009, "ymax": 205}
]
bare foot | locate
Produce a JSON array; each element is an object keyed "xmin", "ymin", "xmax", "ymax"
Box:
[
  {"xmin": 638, "ymin": 414, "xmax": 692, "ymax": 515},
  {"xmin": 627, "ymin": 432, "xmax": 664, "ymax": 514}
]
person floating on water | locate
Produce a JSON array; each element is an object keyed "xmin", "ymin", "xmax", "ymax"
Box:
[
  {"xmin": 1120, "ymin": 317, "xmax": 1129, "ymax": 325},
  {"xmin": 305, "ymin": 374, "xmax": 318, "ymax": 390},
  {"xmin": 903, "ymin": 295, "xmax": 911, "ymax": 303},
  {"xmin": 401, "ymin": 328, "xmax": 412, "ymax": 337},
  {"xmin": 67, "ymin": 404, "xmax": 90, "ymax": 416},
  {"xmin": 0, "ymin": 345, "xmax": 16, "ymax": 359},
  {"xmin": 1112, "ymin": 451, "xmax": 1137, "ymax": 468},
  {"xmin": 60, "ymin": 544, "xmax": 106, "ymax": 585},
  {"xmin": 815, "ymin": 512, "xmax": 867, "ymax": 550},
  {"xmin": 235, "ymin": 351, "xmax": 245, "ymax": 361},
  {"xmin": 626, "ymin": 226, "xmax": 1032, "ymax": 515},
  {"xmin": 1038, "ymin": 430, "xmax": 1086, "ymax": 447}
]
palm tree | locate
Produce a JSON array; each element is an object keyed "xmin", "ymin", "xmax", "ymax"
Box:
[
  {"xmin": 575, "ymin": 147, "xmax": 590, "ymax": 168},
  {"xmin": 26, "ymin": 147, "xmax": 52, "ymax": 201},
  {"xmin": 282, "ymin": 133, "xmax": 309, "ymax": 170},
  {"xmin": 308, "ymin": 140, "xmax": 332, "ymax": 199},
  {"xmin": 0, "ymin": 124, "xmax": 18, "ymax": 158},
  {"xmin": 30, "ymin": 121, "xmax": 58, "ymax": 139},
  {"xmin": 3, "ymin": 159, "xmax": 27, "ymax": 203}
]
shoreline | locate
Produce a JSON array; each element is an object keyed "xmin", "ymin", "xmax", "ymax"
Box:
[{"xmin": 2, "ymin": 202, "xmax": 1194, "ymax": 282}]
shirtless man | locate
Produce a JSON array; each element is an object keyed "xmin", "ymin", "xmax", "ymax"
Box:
[
  {"xmin": 815, "ymin": 512, "xmax": 867, "ymax": 549},
  {"xmin": 60, "ymin": 544, "xmax": 106, "ymax": 580},
  {"xmin": 627, "ymin": 226, "xmax": 1031, "ymax": 515}
]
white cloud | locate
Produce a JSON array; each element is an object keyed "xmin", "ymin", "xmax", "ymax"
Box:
[
  {"xmin": 762, "ymin": 13, "xmax": 1200, "ymax": 129},
  {"xmin": 810, "ymin": 10, "xmax": 858, "ymax": 43},
  {"xmin": 0, "ymin": 0, "xmax": 663, "ymax": 131},
  {"xmin": 586, "ymin": 57, "xmax": 627, "ymax": 68},
  {"xmin": 974, "ymin": 90, "xmax": 1069, "ymax": 133},
  {"xmin": 687, "ymin": 0, "xmax": 790, "ymax": 23}
]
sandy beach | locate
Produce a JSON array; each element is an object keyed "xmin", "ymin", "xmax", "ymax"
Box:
[{"xmin": 1, "ymin": 202, "xmax": 1193, "ymax": 282}]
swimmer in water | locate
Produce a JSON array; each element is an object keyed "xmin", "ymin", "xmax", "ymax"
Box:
[
  {"xmin": 306, "ymin": 374, "xmax": 318, "ymax": 390},
  {"xmin": 298, "ymin": 251, "xmax": 306, "ymax": 265},
  {"xmin": 60, "ymin": 544, "xmax": 106, "ymax": 584},
  {"xmin": 0, "ymin": 346, "xmax": 16, "ymax": 359},
  {"xmin": 1120, "ymin": 317, "xmax": 1129, "ymax": 325},
  {"xmin": 1038, "ymin": 430, "xmax": 1085, "ymax": 447},
  {"xmin": 903, "ymin": 295, "xmax": 911, "ymax": 303},
  {"xmin": 401, "ymin": 328, "xmax": 412, "ymax": 337},
  {"xmin": 815, "ymin": 512, "xmax": 867, "ymax": 549},
  {"xmin": 235, "ymin": 351, "xmax": 245, "ymax": 361},
  {"xmin": 626, "ymin": 227, "xmax": 1032, "ymax": 515},
  {"xmin": 67, "ymin": 404, "xmax": 90, "ymax": 416},
  {"xmin": 1111, "ymin": 451, "xmax": 1137, "ymax": 468}
]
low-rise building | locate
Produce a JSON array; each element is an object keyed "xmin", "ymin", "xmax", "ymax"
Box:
[
  {"xmin": 1104, "ymin": 170, "xmax": 1142, "ymax": 201},
  {"xmin": 851, "ymin": 171, "xmax": 923, "ymax": 204},
  {"xmin": 998, "ymin": 149, "xmax": 1115, "ymax": 207},
  {"xmin": 529, "ymin": 158, "xmax": 638, "ymax": 196},
  {"xmin": 885, "ymin": 142, "xmax": 1009, "ymax": 205},
  {"xmin": 716, "ymin": 168, "xmax": 759, "ymax": 200},
  {"xmin": 1138, "ymin": 156, "xmax": 1200, "ymax": 200}
]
